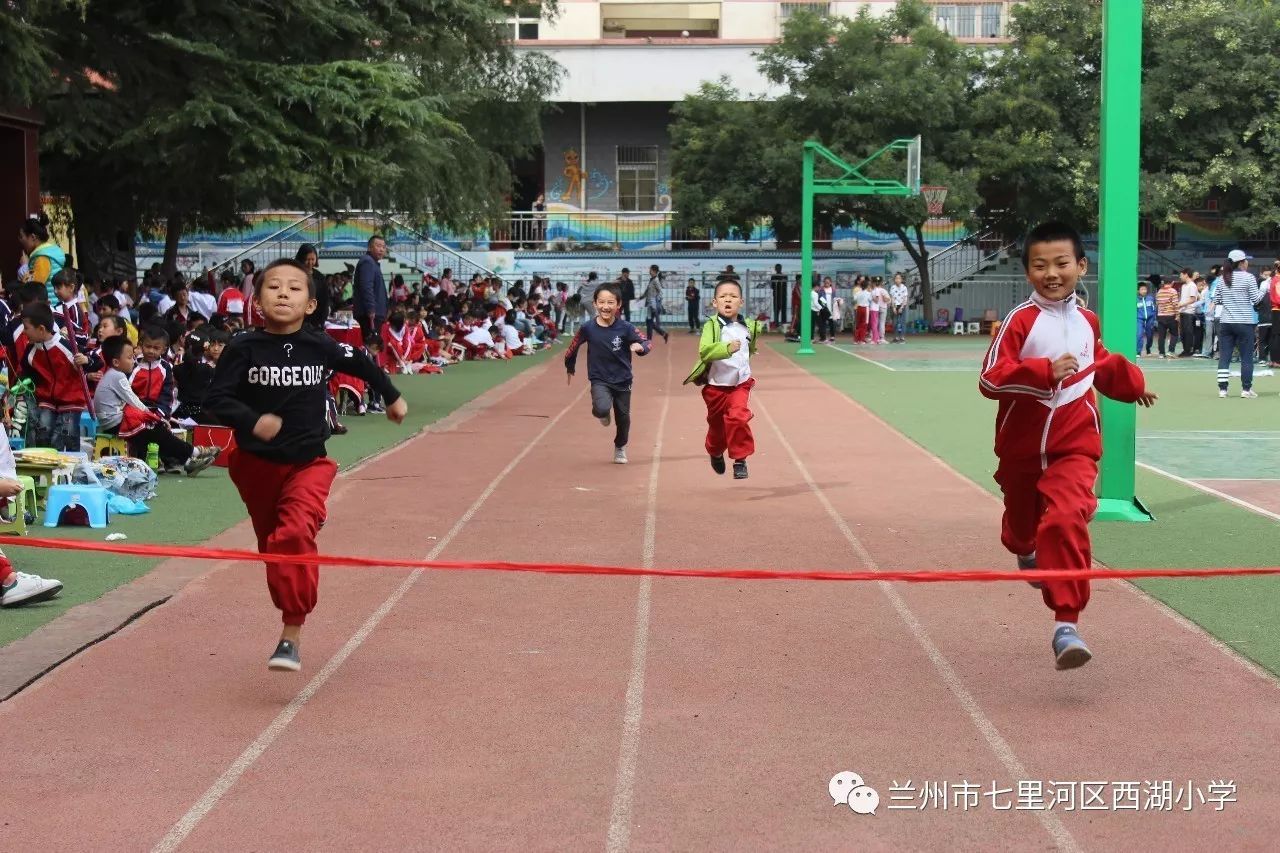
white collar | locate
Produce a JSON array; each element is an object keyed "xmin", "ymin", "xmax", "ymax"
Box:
[{"xmin": 1029, "ymin": 290, "xmax": 1078, "ymax": 316}]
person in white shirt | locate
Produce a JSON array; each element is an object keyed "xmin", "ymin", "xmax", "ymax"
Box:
[
  {"xmin": 810, "ymin": 281, "xmax": 824, "ymax": 343},
  {"xmin": 1176, "ymin": 268, "xmax": 1200, "ymax": 357},
  {"xmin": 853, "ymin": 280, "xmax": 872, "ymax": 344},
  {"xmin": 870, "ymin": 276, "xmax": 890, "ymax": 344},
  {"xmin": 889, "ymin": 273, "xmax": 910, "ymax": 342},
  {"xmin": 821, "ymin": 277, "xmax": 836, "ymax": 342}
]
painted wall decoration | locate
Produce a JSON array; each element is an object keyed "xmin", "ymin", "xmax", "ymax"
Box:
[{"xmin": 560, "ymin": 149, "xmax": 586, "ymax": 203}]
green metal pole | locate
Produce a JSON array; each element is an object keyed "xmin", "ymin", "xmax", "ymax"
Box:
[
  {"xmin": 1094, "ymin": 0, "xmax": 1150, "ymax": 523},
  {"xmin": 798, "ymin": 146, "xmax": 815, "ymax": 355}
]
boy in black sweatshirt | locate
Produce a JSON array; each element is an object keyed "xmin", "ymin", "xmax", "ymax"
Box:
[
  {"xmin": 563, "ymin": 281, "xmax": 650, "ymax": 464},
  {"xmin": 205, "ymin": 258, "xmax": 407, "ymax": 672}
]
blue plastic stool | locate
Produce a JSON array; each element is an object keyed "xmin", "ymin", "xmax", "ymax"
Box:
[
  {"xmin": 80, "ymin": 412, "xmax": 98, "ymax": 441},
  {"xmin": 8, "ymin": 437, "xmax": 24, "ymax": 451},
  {"xmin": 43, "ymin": 484, "xmax": 111, "ymax": 529}
]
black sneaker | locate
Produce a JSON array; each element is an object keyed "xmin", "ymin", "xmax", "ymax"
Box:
[
  {"xmin": 268, "ymin": 639, "xmax": 301, "ymax": 672},
  {"xmin": 710, "ymin": 455, "xmax": 726, "ymax": 475},
  {"xmin": 733, "ymin": 460, "xmax": 749, "ymax": 479}
]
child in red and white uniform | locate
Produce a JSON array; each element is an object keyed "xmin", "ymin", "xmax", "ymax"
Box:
[
  {"xmin": 980, "ymin": 222, "xmax": 1157, "ymax": 670},
  {"xmin": 130, "ymin": 327, "xmax": 177, "ymax": 420},
  {"xmin": 53, "ymin": 271, "xmax": 91, "ymax": 350},
  {"xmin": 378, "ymin": 310, "xmax": 438, "ymax": 373},
  {"xmin": 21, "ymin": 302, "xmax": 91, "ymax": 452},
  {"xmin": 495, "ymin": 319, "xmax": 527, "ymax": 358}
]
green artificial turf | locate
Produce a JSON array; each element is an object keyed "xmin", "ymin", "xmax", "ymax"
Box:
[
  {"xmin": 775, "ymin": 337, "xmax": 1280, "ymax": 677},
  {"xmin": 0, "ymin": 353, "xmax": 548, "ymax": 646}
]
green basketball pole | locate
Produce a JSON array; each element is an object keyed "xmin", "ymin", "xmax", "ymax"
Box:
[
  {"xmin": 1094, "ymin": 0, "xmax": 1151, "ymax": 522},
  {"xmin": 799, "ymin": 138, "xmax": 919, "ymax": 356},
  {"xmin": 800, "ymin": 147, "xmax": 816, "ymax": 355}
]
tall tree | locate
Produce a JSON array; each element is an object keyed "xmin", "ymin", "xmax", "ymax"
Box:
[
  {"xmin": 671, "ymin": 1, "xmax": 981, "ymax": 318},
  {"xmin": 24, "ymin": 0, "xmax": 559, "ymax": 274},
  {"xmin": 973, "ymin": 0, "xmax": 1280, "ymax": 239}
]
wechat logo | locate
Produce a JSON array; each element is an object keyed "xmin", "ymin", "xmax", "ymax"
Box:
[{"xmin": 829, "ymin": 771, "xmax": 880, "ymax": 816}]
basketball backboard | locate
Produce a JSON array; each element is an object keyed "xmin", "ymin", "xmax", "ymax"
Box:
[{"xmin": 907, "ymin": 134, "xmax": 922, "ymax": 195}]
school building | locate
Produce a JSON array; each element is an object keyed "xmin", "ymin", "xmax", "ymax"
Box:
[{"xmin": 505, "ymin": 1, "xmax": 1014, "ymax": 220}]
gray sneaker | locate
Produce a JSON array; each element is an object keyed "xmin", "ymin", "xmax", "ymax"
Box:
[
  {"xmin": 184, "ymin": 447, "xmax": 218, "ymax": 477},
  {"xmin": 613, "ymin": 447, "xmax": 628, "ymax": 464},
  {"xmin": 268, "ymin": 639, "xmax": 301, "ymax": 672},
  {"xmin": 1052, "ymin": 625, "xmax": 1092, "ymax": 670},
  {"xmin": 1017, "ymin": 553, "xmax": 1042, "ymax": 589}
]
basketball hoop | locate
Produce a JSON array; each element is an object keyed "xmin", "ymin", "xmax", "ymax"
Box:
[{"xmin": 921, "ymin": 185, "xmax": 948, "ymax": 217}]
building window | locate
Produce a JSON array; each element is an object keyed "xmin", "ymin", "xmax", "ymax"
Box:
[
  {"xmin": 934, "ymin": 3, "xmax": 1005, "ymax": 39},
  {"xmin": 617, "ymin": 146, "xmax": 659, "ymax": 212},
  {"xmin": 504, "ymin": 2, "xmax": 541, "ymax": 40},
  {"xmin": 505, "ymin": 17, "xmax": 539, "ymax": 40},
  {"xmin": 780, "ymin": 2, "xmax": 831, "ymax": 22}
]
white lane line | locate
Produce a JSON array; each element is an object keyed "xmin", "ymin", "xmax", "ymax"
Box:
[
  {"xmin": 757, "ymin": 396, "xmax": 1082, "ymax": 853},
  {"xmin": 605, "ymin": 346, "xmax": 673, "ymax": 853},
  {"xmin": 829, "ymin": 344, "xmax": 897, "ymax": 371},
  {"xmin": 1136, "ymin": 462, "xmax": 1280, "ymax": 524},
  {"xmin": 153, "ymin": 385, "xmax": 588, "ymax": 853}
]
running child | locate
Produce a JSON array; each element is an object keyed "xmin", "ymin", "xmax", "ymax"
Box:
[
  {"xmin": 980, "ymin": 222, "xmax": 1157, "ymax": 670},
  {"xmin": 684, "ymin": 278, "xmax": 762, "ymax": 480},
  {"xmin": 564, "ymin": 281, "xmax": 650, "ymax": 465},
  {"xmin": 205, "ymin": 258, "xmax": 407, "ymax": 672}
]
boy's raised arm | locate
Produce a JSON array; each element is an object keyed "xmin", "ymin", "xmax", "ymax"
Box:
[
  {"xmin": 1089, "ymin": 317, "xmax": 1147, "ymax": 403},
  {"xmin": 979, "ymin": 323, "xmax": 1054, "ymax": 400},
  {"xmin": 626, "ymin": 324, "xmax": 651, "ymax": 356},
  {"xmin": 204, "ymin": 342, "xmax": 260, "ymax": 431},
  {"xmin": 563, "ymin": 325, "xmax": 587, "ymax": 375},
  {"xmin": 325, "ymin": 337, "xmax": 401, "ymax": 407}
]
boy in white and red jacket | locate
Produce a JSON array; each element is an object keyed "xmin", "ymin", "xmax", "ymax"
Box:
[
  {"xmin": 21, "ymin": 302, "xmax": 91, "ymax": 452},
  {"xmin": 980, "ymin": 222, "xmax": 1158, "ymax": 671}
]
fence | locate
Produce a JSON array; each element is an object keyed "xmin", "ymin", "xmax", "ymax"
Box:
[{"xmin": 442, "ymin": 211, "xmax": 970, "ymax": 253}]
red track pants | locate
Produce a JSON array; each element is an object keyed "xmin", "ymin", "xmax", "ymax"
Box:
[
  {"xmin": 702, "ymin": 378, "xmax": 755, "ymax": 461},
  {"xmin": 995, "ymin": 454, "xmax": 1096, "ymax": 622},
  {"xmin": 854, "ymin": 307, "xmax": 869, "ymax": 343},
  {"xmin": 229, "ymin": 449, "xmax": 338, "ymax": 627}
]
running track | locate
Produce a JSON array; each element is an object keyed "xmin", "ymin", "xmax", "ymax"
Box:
[{"xmin": 2, "ymin": 337, "xmax": 1278, "ymax": 851}]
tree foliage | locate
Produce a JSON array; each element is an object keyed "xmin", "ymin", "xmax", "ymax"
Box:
[
  {"xmin": 671, "ymin": 0, "xmax": 981, "ymax": 315},
  {"xmin": 7, "ymin": 0, "xmax": 559, "ymax": 272},
  {"xmin": 973, "ymin": 0, "xmax": 1280, "ymax": 235}
]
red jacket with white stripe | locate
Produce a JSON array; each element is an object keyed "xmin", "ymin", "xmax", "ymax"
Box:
[
  {"xmin": 129, "ymin": 359, "xmax": 176, "ymax": 417},
  {"xmin": 24, "ymin": 333, "xmax": 90, "ymax": 412},
  {"xmin": 980, "ymin": 292, "xmax": 1145, "ymax": 469}
]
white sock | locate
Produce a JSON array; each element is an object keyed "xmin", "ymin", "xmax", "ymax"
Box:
[{"xmin": 1055, "ymin": 621, "xmax": 1076, "ymax": 633}]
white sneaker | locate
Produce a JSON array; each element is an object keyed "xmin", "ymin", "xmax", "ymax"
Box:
[
  {"xmin": 1242, "ymin": 390, "xmax": 1258, "ymax": 399},
  {"xmin": 613, "ymin": 447, "xmax": 628, "ymax": 464},
  {"xmin": 2, "ymin": 572, "xmax": 63, "ymax": 607},
  {"xmin": 1219, "ymin": 389, "xmax": 1228, "ymax": 398}
]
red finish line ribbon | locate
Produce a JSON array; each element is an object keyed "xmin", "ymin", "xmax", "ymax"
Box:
[{"xmin": 0, "ymin": 535, "xmax": 1274, "ymax": 583}]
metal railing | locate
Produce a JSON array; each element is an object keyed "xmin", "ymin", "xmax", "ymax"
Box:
[
  {"xmin": 381, "ymin": 215, "xmax": 494, "ymax": 282},
  {"xmin": 204, "ymin": 211, "xmax": 493, "ymax": 283},
  {"xmin": 443, "ymin": 211, "xmax": 969, "ymax": 252},
  {"xmin": 210, "ymin": 212, "xmax": 325, "ymax": 276}
]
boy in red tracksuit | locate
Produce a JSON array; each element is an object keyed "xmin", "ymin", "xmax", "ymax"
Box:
[
  {"xmin": 21, "ymin": 302, "xmax": 91, "ymax": 451},
  {"xmin": 980, "ymin": 222, "xmax": 1158, "ymax": 670},
  {"xmin": 131, "ymin": 328, "xmax": 177, "ymax": 416},
  {"xmin": 206, "ymin": 258, "xmax": 407, "ymax": 673}
]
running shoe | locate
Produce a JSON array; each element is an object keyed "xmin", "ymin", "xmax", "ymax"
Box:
[
  {"xmin": 614, "ymin": 447, "xmax": 628, "ymax": 464},
  {"xmin": 1, "ymin": 572, "xmax": 63, "ymax": 607},
  {"xmin": 1052, "ymin": 625, "xmax": 1092, "ymax": 670},
  {"xmin": 1017, "ymin": 553, "xmax": 1042, "ymax": 589},
  {"xmin": 733, "ymin": 460, "xmax": 749, "ymax": 479},
  {"xmin": 268, "ymin": 639, "xmax": 301, "ymax": 672},
  {"xmin": 710, "ymin": 454, "xmax": 726, "ymax": 475}
]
